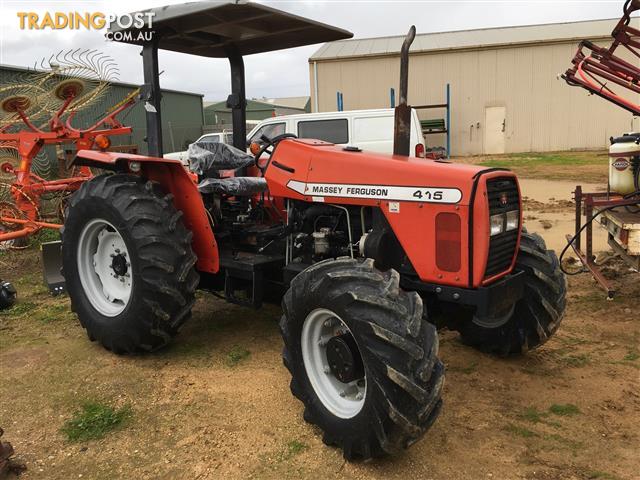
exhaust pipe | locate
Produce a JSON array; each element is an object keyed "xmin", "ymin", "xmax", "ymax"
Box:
[{"xmin": 393, "ymin": 25, "xmax": 416, "ymax": 157}]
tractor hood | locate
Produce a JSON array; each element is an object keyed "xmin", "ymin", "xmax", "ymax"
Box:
[{"xmin": 266, "ymin": 139, "xmax": 506, "ymax": 207}]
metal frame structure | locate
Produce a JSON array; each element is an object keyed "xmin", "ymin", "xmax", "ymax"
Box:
[
  {"xmin": 566, "ymin": 187, "xmax": 639, "ymax": 298},
  {"xmin": 110, "ymin": 1, "xmax": 352, "ymax": 155},
  {"xmin": 562, "ymin": 0, "xmax": 640, "ymax": 297},
  {"xmin": 413, "ymin": 83, "xmax": 451, "ymax": 158},
  {"xmin": 562, "ymin": 0, "xmax": 640, "ymax": 116}
]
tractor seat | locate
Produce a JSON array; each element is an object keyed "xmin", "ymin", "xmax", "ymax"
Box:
[
  {"xmin": 188, "ymin": 141, "xmax": 255, "ymax": 176},
  {"xmin": 198, "ymin": 177, "xmax": 267, "ymax": 196}
]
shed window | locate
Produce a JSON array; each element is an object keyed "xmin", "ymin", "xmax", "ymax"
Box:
[{"xmin": 297, "ymin": 119, "xmax": 348, "ymax": 144}]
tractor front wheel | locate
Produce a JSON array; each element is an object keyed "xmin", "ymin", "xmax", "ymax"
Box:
[
  {"xmin": 280, "ymin": 258, "xmax": 444, "ymax": 460},
  {"xmin": 456, "ymin": 231, "xmax": 567, "ymax": 355},
  {"xmin": 61, "ymin": 174, "xmax": 199, "ymax": 353}
]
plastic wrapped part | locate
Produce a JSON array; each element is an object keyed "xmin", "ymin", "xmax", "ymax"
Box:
[
  {"xmin": 198, "ymin": 177, "xmax": 268, "ymax": 196},
  {"xmin": 188, "ymin": 142, "xmax": 255, "ymax": 175}
]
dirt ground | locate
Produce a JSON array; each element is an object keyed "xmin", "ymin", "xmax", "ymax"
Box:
[{"xmin": 1, "ymin": 162, "xmax": 638, "ymax": 480}]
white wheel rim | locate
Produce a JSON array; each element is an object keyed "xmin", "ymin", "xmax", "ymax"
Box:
[
  {"xmin": 301, "ymin": 308, "xmax": 366, "ymax": 419},
  {"xmin": 77, "ymin": 219, "xmax": 132, "ymax": 317}
]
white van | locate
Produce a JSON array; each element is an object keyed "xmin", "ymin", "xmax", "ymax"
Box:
[{"xmin": 247, "ymin": 108, "xmax": 426, "ymax": 157}]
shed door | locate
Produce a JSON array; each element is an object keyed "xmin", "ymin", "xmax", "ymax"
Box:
[{"xmin": 484, "ymin": 106, "xmax": 506, "ymax": 155}]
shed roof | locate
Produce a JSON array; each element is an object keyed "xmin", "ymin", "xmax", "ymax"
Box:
[
  {"xmin": 0, "ymin": 64, "xmax": 203, "ymax": 97},
  {"xmin": 111, "ymin": 1, "xmax": 352, "ymax": 58},
  {"xmin": 309, "ymin": 17, "xmax": 640, "ymax": 61}
]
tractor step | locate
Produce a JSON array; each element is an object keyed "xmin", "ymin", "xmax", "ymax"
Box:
[
  {"xmin": 41, "ymin": 241, "xmax": 65, "ymax": 295},
  {"xmin": 220, "ymin": 252, "xmax": 285, "ymax": 308}
]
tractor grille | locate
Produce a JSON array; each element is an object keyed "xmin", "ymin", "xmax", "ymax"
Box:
[{"xmin": 485, "ymin": 177, "xmax": 520, "ymax": 278}]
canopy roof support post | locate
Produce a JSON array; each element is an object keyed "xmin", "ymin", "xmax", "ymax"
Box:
[
  {"xmin": 226, "ymin": 47, "xmax": 247, "ymax": 150},
  {"xmin": 142, "ymin": 40, "xmax": 163, "ymax": 157}
]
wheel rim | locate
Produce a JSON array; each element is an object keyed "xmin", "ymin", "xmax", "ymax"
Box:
[
  {"xmin": 301, "ymin": 308, "xmax": 366, "ymax": 419},
  {"xmin": 472, "ymin": 303, "xmax": 516, "ymax": 328},
  {"xmin": 77, "ymin": 219, "xmax": 132, "ymax": 317}
]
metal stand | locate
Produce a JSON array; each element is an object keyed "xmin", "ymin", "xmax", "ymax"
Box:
[
  {"xmin": 567, "ymin": 185, "xmax": 639, "ymax": 298},
  {"xmin": 413, "ymin": 83, "xmax": 451, "ymax": 158}
]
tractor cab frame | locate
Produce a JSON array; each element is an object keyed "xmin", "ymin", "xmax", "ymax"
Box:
[{"xmin": 109, "ymin": 0, "xmax": 353, "ymax": 156}]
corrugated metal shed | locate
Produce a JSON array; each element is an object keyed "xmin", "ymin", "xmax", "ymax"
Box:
[
  {"xmin": 308, "ymin": 17, "xmax": 640, "ymax": 156},
  {"xmin": 310, "ymin": 18, "xmax": 636, "ymax": 61}
]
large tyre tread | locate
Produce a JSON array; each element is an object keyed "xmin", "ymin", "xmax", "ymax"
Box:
[
  {"xmin": 280, "ymin": 257, "xmax": 444, "ymax": 461},
  {"xmin": 458, "ymin": 231, "xmax": 567, "ymax": 355},
  {"xmin": 62, "ymin": 173, "xmax": 198, "ymax": 353}
]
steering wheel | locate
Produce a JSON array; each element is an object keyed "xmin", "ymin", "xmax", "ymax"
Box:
[{"xmin": 254, "ymin": 133, "xmax": 297, "ymax": 175}]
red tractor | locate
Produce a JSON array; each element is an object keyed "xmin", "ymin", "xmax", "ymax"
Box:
[{"xmin": 59, "ymin": 3, "xmax": 566, "ymax": 460}]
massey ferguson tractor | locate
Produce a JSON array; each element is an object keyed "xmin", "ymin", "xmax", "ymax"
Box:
[{"xmin": 58, "ymin": 2, "xmax": 566, "ymax": 460}]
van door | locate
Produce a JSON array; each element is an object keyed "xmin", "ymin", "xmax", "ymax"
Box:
[{"xmin": 484, "ymin": 106, "xmax": 506, "ymax": 154}]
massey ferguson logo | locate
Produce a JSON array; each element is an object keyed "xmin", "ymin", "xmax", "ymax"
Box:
[
  {"xmin": 500, "ymin": 193, "xmax": 509, "ymax": 205},
  {"xmin": 612, "ymin": 158, "xmax": 630, "ymax": 171}
]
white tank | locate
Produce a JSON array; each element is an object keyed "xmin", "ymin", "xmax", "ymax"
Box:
[{"xmin": 609, "ymin": 133, "xmax": 640, "ymax": 195}]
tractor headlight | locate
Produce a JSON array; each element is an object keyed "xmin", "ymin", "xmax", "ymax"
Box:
[
  {"xmin": 490, "ymin": 214, "xmax": 504, "ymax": 236},
  {"xmin": 505, "ymin": 210, "xmax": 519, "ymax": 231}
]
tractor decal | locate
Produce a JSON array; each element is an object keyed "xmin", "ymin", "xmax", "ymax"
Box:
[{"xmin": 286, "ymin": 180, "xmax": 463, "ymax": 204}]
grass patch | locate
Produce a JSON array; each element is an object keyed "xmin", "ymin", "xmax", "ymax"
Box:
[
  {"xmin": 33, "ymin": 304, "xmax": 69, "ymax": 323},
  {"xmin": 587, "ymin": 471, "xmax": 621, "ymax": 480},
  {"xmin": 286, "ymin": 440, "xmax": 309, "ymax": 456},
  {"xmin": 519, "ymin": 407, "xmax": 548, "ymax": 424},
  {"xmin": 504, "ymin": 423, "xmax": 538, "ymax": 438},
  {"xmin": 623, "ymin": 350, "xmax": 639, "ymax": 361},
  {"xmin": 517, "ymin": 407, "xmax": 562, "ymax": 427},
  {"xmin": 28, "ymin": 229, "xmax": 60, "ymax": 248},
  {"xmin": 543, "ymin": 433, "xmax": 583, "ymax": 450},
  {"xmin": 549, "ymin": 403, "xmax": 580, "ymax": 416},
  {"xmin": 225, "ymin": 345, "xmax": 250, "ymax": 367},
  {"xmin": 0, "ymin": 301, "xmax": 36, "ymax": 316},
  {"xmin": 561, "ymin": 353, "xmax": 590, "ymax": 368},
  {"xmin": 61, "ymin": 401, "xmax": 131, "ymax": 442},
  {"xmin": 480, "ymin": 151, "xmax": 602, "ymax": 169}
]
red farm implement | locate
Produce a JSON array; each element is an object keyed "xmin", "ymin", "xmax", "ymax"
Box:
[
  {"xmin": 561, "ymin": 0, "xmax": 640, "ymax": 297},
  {"xmin": 0, "ymin": 51, "xmax": 136, "ymax": 246}
]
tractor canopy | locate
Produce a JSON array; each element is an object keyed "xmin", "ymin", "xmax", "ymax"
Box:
[{"xmin": 109, "ymin": 1, "xmax": 353, "ymax": 155}]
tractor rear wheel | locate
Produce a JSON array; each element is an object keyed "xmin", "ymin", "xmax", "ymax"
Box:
[
  {"xmin": 61, "ymin": 174, "xmax": 199, "ymax": 353},
  {"xmin": 456, "ymin": 231, "xmax": 566, "ymax": 355},
  {"xmin": 280, "ymin": 257, "xmax": 444, "ymax": 460}
]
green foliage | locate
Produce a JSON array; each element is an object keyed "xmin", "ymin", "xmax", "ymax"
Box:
[
  {"xmin": 34, "ymin": 304, "xmax": 69, "ymax": 323},
  {"xmin": 623, "ymin": 351, "xmax": 639, "ymax": 361},
  {"xmin": 61, "ymin": 401, "xmax": 131, "ymax": 442},
  {"xmin": 226, "ymin": 345, "xmax": 250, "ymax": 367},
  {"xmin": 504, "ymin": 423, "xmax": 537, "ymax": 438},
  {"xmin": 0, "ymin": 301, "xmax": 36, "ymax": 316},
  {"xmin": 480, "ymin": 152, "xmax": 602, "ymax": 168},
  {"xmin": 587, "ymin": 471, "xmax": 621, "ymax": 480},
  {"xmin": 286, "ymin": 440, "xmax": 309, "ymax": 456},
  {"xmin": 561, "ymin": 353, "xmax": 590, "ymax": 367},
  {"xmin": 28, "ymin": 229, "xmax": 60, "ymax": 248},
  {"xmin": 549, "ymin": 403, "xmax": 581, "ymax": 416}
]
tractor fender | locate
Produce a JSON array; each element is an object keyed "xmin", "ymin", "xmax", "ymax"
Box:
[{"xmin": 73, "ymin": 150, "xmax": 219, "ymax": 273}]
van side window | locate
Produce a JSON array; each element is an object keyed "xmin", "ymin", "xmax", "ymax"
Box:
[
  {"xmin": 249, "ymin": 122, "xmax": 285, "ymax": 143},
  {"xmin": 297, "ymin": 119, "xmax": 348, "ymax": 144},
  {"xmin": 353, "ymin": 116, "xmax": 393, "ymax": 142}
]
